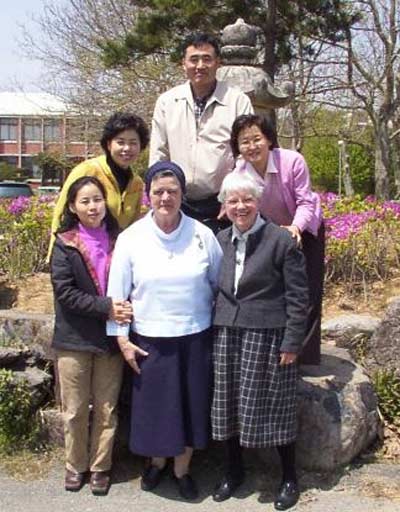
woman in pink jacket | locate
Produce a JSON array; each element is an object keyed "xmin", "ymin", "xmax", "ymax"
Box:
[{"xmin": 230, "ymin": 114, "xmax": 324, "ymax": 365}]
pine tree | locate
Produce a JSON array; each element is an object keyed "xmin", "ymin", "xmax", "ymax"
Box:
[{"xmin": 99, "ymin": 0, "xmax": 359, "ymax": 78}]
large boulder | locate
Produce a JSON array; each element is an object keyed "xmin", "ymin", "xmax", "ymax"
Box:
[
  {"xmin": 296, "ymin": 345, "xmax": 379, "ymax": 470},
  {"xmin": 0, "ymin": 310, "xmax": 54, "ymax": 409},
  {"xmin": 322, "ymin": 314, "xmax": 381, "ymax": 340},
  {"xmin": 365, "ymin": 297, "xmax": 400, "ymax": 377},
  {"xmin": 0, "ymin": 310, "xmax": 54, "ymax": 361},
  {"xmin": 13, "ymin": 367, "xmax": 52, "ymax": 409}
]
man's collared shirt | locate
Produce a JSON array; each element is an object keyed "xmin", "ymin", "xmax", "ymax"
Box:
[{"xmin": 191, "ymin": 82, "xmax": 217, "ymax": 127}]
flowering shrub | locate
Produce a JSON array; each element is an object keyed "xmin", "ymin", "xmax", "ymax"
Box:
[
  {"xmin": 0, "ymin": 191, "xmax": 399, "ymax": 291},
  {"xmin": 322, "ymin": 193, "xmax": 400, "ymax": 288},
  {"xmin": 0, "ymin": 195, "xmax": 54, "ymax": 279}
]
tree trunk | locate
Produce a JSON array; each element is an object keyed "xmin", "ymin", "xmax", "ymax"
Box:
[
  {"xmin": 391, "ymin": 132, "xmax": 400, "ymax": 198},
  {"xmin": 374, "ymin": 124, "xmax": 391, "ymax": 199},
  {"xmin": 342, "ymin": 141, "xmax": 354, "ymax": 196},
  {"xmin": 263, "ymin": 0, "xmax": 277, "ymax": 79}
]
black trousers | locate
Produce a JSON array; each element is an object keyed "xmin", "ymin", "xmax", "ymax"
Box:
[
  {"xmin": 181, "ymin": 195, "xmax": 230, "ymax": 234},
  {"xmin": 298, "ymin": 222, "xmax": 325, "ymax": 365}
]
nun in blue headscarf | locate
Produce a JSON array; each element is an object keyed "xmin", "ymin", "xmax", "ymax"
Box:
[{"xmin": 107, "ymin": 161, "xmax": 222, "ymax": 500}]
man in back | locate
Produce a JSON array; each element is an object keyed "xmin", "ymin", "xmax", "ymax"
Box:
[{"xmin": 149, "ymin": 32, "xmax": 253, "ymax": 231}]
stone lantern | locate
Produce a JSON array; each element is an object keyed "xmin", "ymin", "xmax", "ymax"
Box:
[{"xmin": 216, "ymin": 18, "xmax": 294, "ymax": 113}]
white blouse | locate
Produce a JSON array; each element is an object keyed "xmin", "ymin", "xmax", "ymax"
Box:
[{"xmin": 106, "ymin": 211, "xmax": 222, "ymax": 338}]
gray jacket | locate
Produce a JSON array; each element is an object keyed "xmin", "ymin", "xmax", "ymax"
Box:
[{"xmin": 213, "ymin": 219, "xmax": 309, "ymax": 353}]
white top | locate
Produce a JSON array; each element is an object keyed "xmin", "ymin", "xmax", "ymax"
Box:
[
  {"xmin": 231, "ymin": 214, "xmax": 266, "ymax": 295},
  {"xmin": 106, "ymin": 211, "xmax": 223, "ymax": 338}
]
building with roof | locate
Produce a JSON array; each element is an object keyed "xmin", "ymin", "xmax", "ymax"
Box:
[{"xmin": 0, "ymin": 92, "xmax": 98, "ymax": 178}]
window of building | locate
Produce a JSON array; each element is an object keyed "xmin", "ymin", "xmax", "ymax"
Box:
[
  {"xmin": 44, "ymin": 119, "xmax": 62, "ymax": 142},
  {"xmin": 21, "ymin": 156, "xmax": 35, "ymax": 173},
  {"xmin": 0, "ymin": 118, "xmax": 17, "ymax": 141},
  {"xmin": 23, "ymin": 119, "xmax": 42, "ymax": 141},
  {"xmin": 0, "ymin": 156, "xmax": 18, "ymax": 166}
]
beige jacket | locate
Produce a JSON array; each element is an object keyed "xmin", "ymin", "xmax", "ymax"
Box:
[{"xmin": 149, "ymin": 80, "xmax": 253, "ymax": 200}]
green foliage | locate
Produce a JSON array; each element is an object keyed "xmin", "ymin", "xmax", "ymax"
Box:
[
  {"xmin": 348, "ymin": 144, "xmax": 374, "ymax": 196},
  {"xmin": 303, "ymin": 137, "xmax": 339, "ymax": 192},
  {"xmin": 0, "ymin": 369, "xmax": 41, "ymax": 453},
  {"xmin": 0, "ymin": 195, "xmax": 54, "ymax": 279},
  {"xmin": 304, "ymin": 139, "xmax": 374, "ymax": 195},
  {"xmin": 34, "ymin": 152, "xmax": 74, "ymax": 185},
  {"xmin": 373, "ymin": 369, "xmax": 400, "ymax": 427},
  {"xmin": 301, "ymin": 107, "xmax": 375, "ymax": 195},
  {"xmin": 134, "ymin": 147, "xmax": 149, "ymax": 179},
  {"xmin": 0, "ymin": 162, "xmax": 18, "ymax": 181},
  {"xmin": 0, "ymin": 162, "xmax": 30, "ymax": 182},
  {"xmin": 99, "ymin": 1, "xmax": 359, "ymax": 72}
]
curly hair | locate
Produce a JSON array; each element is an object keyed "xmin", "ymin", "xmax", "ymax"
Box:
[{"xmin": 100, "ymin": 112, "xmax": 150, "ymax": 155}]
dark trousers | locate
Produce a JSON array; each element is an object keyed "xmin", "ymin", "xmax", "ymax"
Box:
[
  {"xmin": 298, "ymin": 222, "xmax": 325, "ymax": 365},
  {"xmin": 181, "ymin": 195, "xmax": 230, "ymax": 234}
]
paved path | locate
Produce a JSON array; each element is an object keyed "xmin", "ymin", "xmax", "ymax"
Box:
[{"xmin": 2, "ymin": 450, "xmax": 400, "ymax": 512}]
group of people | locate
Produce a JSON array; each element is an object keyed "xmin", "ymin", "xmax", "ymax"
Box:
[{"xmin": 49, "ymin": 33, "xmax": 324, "ymax": 511}]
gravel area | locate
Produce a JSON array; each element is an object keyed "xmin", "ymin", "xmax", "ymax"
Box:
[{"xmin": 1, "ymin": 450, "xmax": 400, "ymax": 512}]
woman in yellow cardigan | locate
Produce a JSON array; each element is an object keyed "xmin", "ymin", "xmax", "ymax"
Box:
[{"xmin": 48, "ymin": 112, "xmax": 149, "ymax": 259}]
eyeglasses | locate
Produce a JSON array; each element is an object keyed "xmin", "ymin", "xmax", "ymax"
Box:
[{"xmin": 238, "ymin": 137, "xmax": 265, "ymax": 149}]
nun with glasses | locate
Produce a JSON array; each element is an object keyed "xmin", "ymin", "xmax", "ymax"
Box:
[{"xmin": 211, "ymin": 172, "xmax": 309, "ymax": 510}]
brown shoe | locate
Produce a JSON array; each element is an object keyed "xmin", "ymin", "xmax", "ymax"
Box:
[
  {"xmin": 65, "ymin": 469, "xmax": 85, "ymax": 492},
  {"xmin": 90, "ymin": 471, "xmax": 111, "ymax": 496}
]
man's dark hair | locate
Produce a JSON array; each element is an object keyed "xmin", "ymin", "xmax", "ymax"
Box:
[
  {"xmin": 230, "ymin": 114, "xmax": 279, "ymax": 158},
  {"xmin": 181, "ymin": 33, "xmax": 220, "ymax": 58},
  {"xmin": 100, "ymin": 112, "xmax": 150, "ymax": 155}
]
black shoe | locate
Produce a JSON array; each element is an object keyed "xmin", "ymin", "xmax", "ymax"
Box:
[
  {"xmin": 141, "ymin": 465, "xmax": 167, "ymax": 491},
  {"xmin": 274, "ymin": 480, "xmax": 300, "ymax": 510},
  {"xmin": 174, "ymin": 474, "xmax": 199, "ymax": 500},
  {"xmin": 212, "ymin": 472, "xmax": 244, "ymax": 502}
]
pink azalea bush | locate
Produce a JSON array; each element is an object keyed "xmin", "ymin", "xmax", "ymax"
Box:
[
  {"xmin": 321, "ymin": 193, "xmax": 400, "ymax": 287},
  {"xmin": 0, "ymin": 195, "xmax": 54, "ymax": 278},
  {"xmin": 0, "ymin": 189, "xmax": 399, "ymax": 290}
]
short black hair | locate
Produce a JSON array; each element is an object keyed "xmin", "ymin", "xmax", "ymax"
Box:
[
  {"xmin": 58, "ymin": 175, "xmax": 119, "ymax": 238},
  {"xmin": 230, "ymin": 114, "xmax": 279, "ymax": 158},
  {"xmin": 181, "ymin": 33, "xmax": 220, "ymax": 58},
  {"xmin": 100, "ymin": 112, "xmax": 150, "ymax": 155}
]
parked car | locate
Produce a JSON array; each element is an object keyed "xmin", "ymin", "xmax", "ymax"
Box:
[
  {"xmin": 37, "ymin": 185, "xmax": 60, "ymax": 196},
  {"xmin": 0, "ymin": 181, "xmax": 34, "ymax": 198}
]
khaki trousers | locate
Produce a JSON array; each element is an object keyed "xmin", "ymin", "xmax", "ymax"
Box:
[{"xmin": 57, "ymin": 350, "xmax": 124, "ymax": 473}]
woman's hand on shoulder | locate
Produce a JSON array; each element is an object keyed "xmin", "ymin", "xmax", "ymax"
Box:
[
  {"xmin": 117, "ymin": 336, "xmax": 148, "ymax": 374},
  {"xmin": 280, "ymin": 352, "xmax": 298, "ymax": 366},
  {"xmin": 110, "ymin": 300, "xmax": 133, "ymax": 324},
  {"xmin": 217, "ymin": 203, "xmax": 226, "ymax": 220},
  {"xmin": 281, "ymin": 225, "xmax": 302, "ymax": 247}
]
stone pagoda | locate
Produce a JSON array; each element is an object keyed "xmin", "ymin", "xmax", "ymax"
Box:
[{"xmin": 217, "ymin": 18, "xmax": 294, "ymax": 113}]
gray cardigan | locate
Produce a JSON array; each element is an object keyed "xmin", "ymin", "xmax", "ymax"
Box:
[{"xmin": 213, "ymin": 219, "xmax": 309, "ymax": 353}]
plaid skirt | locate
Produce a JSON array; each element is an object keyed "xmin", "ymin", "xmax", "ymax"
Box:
[{"xmin": 212, "ymin": 326, "xmax": 298, "ymax": 448}]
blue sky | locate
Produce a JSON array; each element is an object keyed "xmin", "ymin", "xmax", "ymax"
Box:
[{"xmin": 0, "ymin": 0, "xmax": 48, "ymax": 91}]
